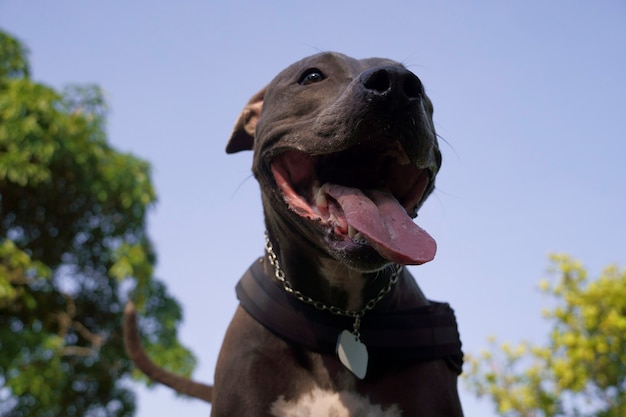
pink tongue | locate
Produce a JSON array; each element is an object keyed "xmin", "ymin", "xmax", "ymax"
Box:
[{"xmin": 324, "ymin": 185, "xmax": 436, "ymax": 265}]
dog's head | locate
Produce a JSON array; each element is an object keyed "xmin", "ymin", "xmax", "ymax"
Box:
[{"xmin": 227, "ymin": 52, "xmax": 441, "ymax": 271}]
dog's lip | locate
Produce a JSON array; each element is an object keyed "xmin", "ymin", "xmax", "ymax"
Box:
[{"xmin": 270, "ymin": 147, "xmax": 431, "ymax": 218}]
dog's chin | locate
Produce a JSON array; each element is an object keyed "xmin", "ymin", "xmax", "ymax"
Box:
[{"xmin": 322, "ymin": 234, "xmax": 393, "ymax": 272}]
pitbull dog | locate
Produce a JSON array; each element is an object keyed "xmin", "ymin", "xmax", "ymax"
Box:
[{"xmin": 124, "ymin": 52, "xmax": 463, "ymax": 416}]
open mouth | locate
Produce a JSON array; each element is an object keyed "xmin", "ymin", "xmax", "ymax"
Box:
[{"xmin": 270, "ymin": 143, "xmax": 437, "ymax": 265}]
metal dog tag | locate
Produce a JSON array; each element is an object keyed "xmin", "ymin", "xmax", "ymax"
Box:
[{"xmin": 336, "ymin": 330, "xmax": 368, "ymax": 379}]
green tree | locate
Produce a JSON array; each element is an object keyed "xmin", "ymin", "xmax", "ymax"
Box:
[
  {"xmin": 0, "ymin": 30, "xmax": 196, "ymax": 417},
  {"xmin": 465, "ymin": 254, "xmax": 626, "ymax": 417}
]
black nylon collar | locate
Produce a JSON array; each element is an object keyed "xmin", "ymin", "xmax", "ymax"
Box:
[{"xmin": 235, "ymin": 258, "xmax": 463, "ymax": 374}]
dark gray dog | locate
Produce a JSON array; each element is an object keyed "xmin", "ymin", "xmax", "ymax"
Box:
[{"xmin": 125, "ymin": 52, "xmax": 464, "ymax": 416}]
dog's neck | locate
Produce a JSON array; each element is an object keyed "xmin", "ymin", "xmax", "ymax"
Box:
[{"xmin": 263, "ymin": 232, "xmax": 394, "ymax": 312}]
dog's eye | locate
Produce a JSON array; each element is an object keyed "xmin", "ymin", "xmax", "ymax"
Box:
[{"xmin": 299, "ymin": 68, "xmax": 325, "ymax": 85}]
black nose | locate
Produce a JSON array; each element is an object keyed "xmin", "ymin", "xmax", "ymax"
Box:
[{"xmin": 360, "ymin": 66, "xmax": 423, "ymax": 105}]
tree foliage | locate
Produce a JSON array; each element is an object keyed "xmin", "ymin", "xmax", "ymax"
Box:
[
  {"xmin": 0, "ymin": 29, "xmax": 197, "ymax": 417},
  {"xmin": 465, "ymin": 254, "xmax": 626, "ymax": 417}
]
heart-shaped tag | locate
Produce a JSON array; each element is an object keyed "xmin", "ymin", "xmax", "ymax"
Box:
[{"xmin": 336, "ymin": 330, "xmax": 368, "ymax": 379}]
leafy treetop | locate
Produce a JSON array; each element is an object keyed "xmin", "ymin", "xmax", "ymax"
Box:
[
  {"xmin": 465, "ymin": 254, "xmax": 626, "ymax": 417},
  {"xmin": 0, "ymin": 29, "xmax": 197, "ymax": 417}
]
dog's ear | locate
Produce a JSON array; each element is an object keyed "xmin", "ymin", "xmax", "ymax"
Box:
[{"xmin": 226, "ymin": 87, "xmax": 266, "ymax": 154}]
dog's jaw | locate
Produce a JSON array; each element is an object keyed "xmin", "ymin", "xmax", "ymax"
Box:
[{"xmin": 269, "ymin": 145, "xmax": 437, "ymax": 266}]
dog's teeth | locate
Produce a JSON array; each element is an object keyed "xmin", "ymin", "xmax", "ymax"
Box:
[
  {"xmin": 348, "ymin": 226, "xmax": 367, "ymax": 243},
  {"xmin": 316, "ymin": 192, "xmax": 327, "ymax": 208},
  {"xmin": 314, "ymin": 185, "xmax": 328, "ymax": 208}
]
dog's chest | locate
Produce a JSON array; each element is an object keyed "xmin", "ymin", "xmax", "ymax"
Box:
[
  {"xmin": 269, "ymin": 354, "xmax": 402, "ymax": 417},
  {"xmin": 270, "ymin": 386, "xmax": 402, "ymax": 417}
]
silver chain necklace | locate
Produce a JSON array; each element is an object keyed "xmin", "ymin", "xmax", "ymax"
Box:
[{"xmin": 264, "ymin": 232, "xmax": 402, "ymax": 379}]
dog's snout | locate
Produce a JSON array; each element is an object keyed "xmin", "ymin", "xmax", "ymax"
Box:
[{"xmin": 361, "ymin": 66, "xmax": 423, "ymax": 104}]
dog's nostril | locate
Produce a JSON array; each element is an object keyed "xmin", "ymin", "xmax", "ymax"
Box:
[
  {"xmin": 403, "ymin": 75, "xmax": 423, "ymax": 100},
  {"xmin": 363, "ymin": 70, "xmax": 392, "ymax": 94}
]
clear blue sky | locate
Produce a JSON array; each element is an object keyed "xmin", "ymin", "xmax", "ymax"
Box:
[{"xmin": 2, "ymin": 1, "xmax": 625, "ymax": 415}]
